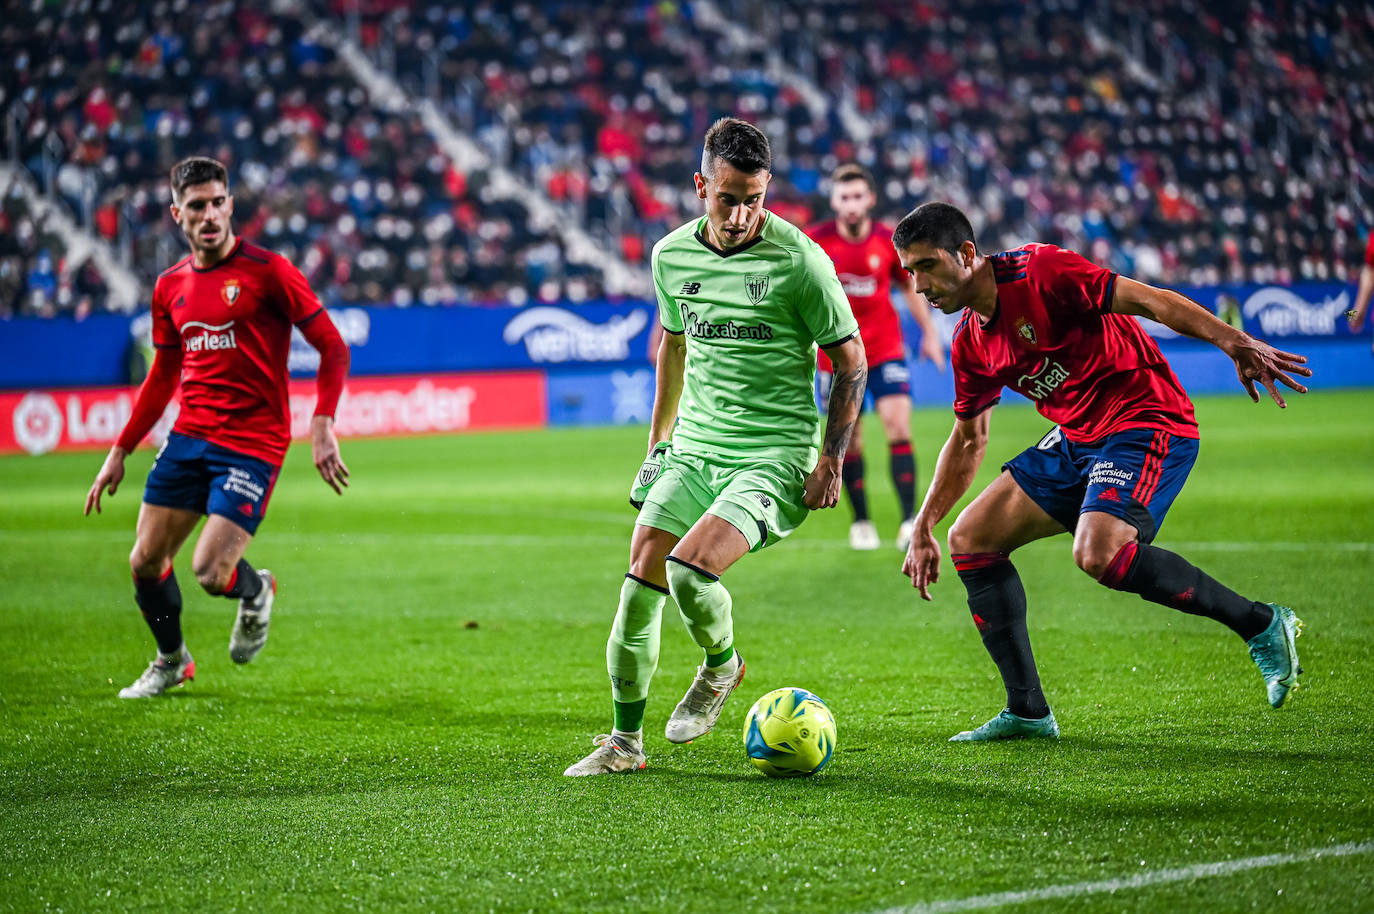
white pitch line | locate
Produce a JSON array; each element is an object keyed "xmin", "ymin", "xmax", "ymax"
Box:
[{"xmin": 869, "ymin": 840, "xmax": 1374, "ymax": 914}]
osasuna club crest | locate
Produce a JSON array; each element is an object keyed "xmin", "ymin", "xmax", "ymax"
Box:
[
  {"xmin": 1015, "ymin": 317, "xmax": 1037, "ymax": 345},
  {"xmin": 221, "ymin": 279, "xmax": 242, "ymax": 306},
  {"xmin": 744, "ymin": 274, "xmax": 769, "ymax": 305}
]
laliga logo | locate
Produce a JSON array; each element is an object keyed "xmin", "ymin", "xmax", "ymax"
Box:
[
  {"xmin": 13, "ymin": 392, "xmax": 63, "ymax": 456},
  {"xmin": 1242, "ymin": 287, "xmax": 1350, "ymax": 336},
  {"xmin": 503, "ymin": 307, "xmax": 648, "ymax": 363}
]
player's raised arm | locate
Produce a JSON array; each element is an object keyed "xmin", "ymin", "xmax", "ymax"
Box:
[
  {"xmin": 902, "ymin": 409, "xmax": 990, "ymax": 600},
  {"xmin": 806, "ymin": 334, "xmax": 866, "ymax": 509},
  {"xmin": 85, "ymin": 346, "xmax": 183, "ymax": 516},
  {"xmin": 1111, "ymin": 276, "xmax": 1311, "ymax": 407}
]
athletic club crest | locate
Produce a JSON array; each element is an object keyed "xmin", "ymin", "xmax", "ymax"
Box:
[
  {"xmin": 744, "ymin": 274, "xmax": 770, "ymax": 305},
  {"xmin": 1015, "ymin": 317, "xmax": 1037, "ymax": 346},
  {"xmin": 221, "ymin": 279, "xmax": 242, "ymax": 306}
]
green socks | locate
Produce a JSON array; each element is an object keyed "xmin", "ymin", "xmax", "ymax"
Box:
[{"xmin": 606, "ymin": 574, "xmax": 667, "ymax": 731}]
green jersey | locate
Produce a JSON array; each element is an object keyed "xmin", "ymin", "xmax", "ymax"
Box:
[{"xmin": 651, "ymin": 211, "xmax": 859, "ymax": 467}]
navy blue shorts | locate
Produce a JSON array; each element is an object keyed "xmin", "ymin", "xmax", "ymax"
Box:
[
  {"xmin": 1003, "ymin": 427, "xmax": 1199, "ymax": 543},
  {"xmin": 143, "ymin": 432, "xmax": 280, "ymax": 534},
  {"xmin": 818, "ymin": 358, "xmax": 912, "ymax": 411}
]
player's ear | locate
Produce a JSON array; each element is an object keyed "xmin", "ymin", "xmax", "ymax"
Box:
[
  {"xmin": 693, "ymin": 172, "xmax": 707, "ymax": 200},
  {"xmin": 960, "ymin": 240, "xmax": 977, "ymax": 268}
]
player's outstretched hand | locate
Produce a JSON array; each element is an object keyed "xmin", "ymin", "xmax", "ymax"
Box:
[
  {"xmin": 901, "ymin": 524, "xmax": 941, "ymax": 601},
  {"xmin": 803, "ymin": 456, "xmax": 843, "ymax": 509},
  {"xmin": 311, "ymin": 416, "xmax": 350, "ymax": 495},
  {"xmin": 1231, "ymin": 336, "xmax": 1311, "ymax": 408},
  {"xmin": 84, "ymin": 448, "xmax": 127, "ymax": 516}
]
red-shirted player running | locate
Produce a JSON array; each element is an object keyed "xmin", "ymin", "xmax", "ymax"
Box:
[
  {"xmin": 892, "ymin": 202, "xmax": 1311, "ymax": 740},
  {"xmin": 84, "ymin": 157, "xmax": 351, "ymax": 699},
  {"xmin": 808, "ymin": 164, "xmax": 945, "ymax": 552}
]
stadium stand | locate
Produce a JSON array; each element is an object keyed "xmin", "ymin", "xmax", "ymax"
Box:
[{"xmin": 2, "ymin": 0, "xmax": 1370, "ymax": 313}]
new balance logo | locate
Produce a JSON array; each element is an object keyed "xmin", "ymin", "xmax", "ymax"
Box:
[{"xmin": 680, "ymin": 282, "xmax": 701, "ymax": 295}]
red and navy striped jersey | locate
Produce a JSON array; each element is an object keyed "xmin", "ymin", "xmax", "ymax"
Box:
[
  {"xmin": 951, "ymin": 243, "xmax": 1197, "ymax": 442},
  {"xmin": 151, "ymin": 239, "xmax": 327, "ymax": 464}
]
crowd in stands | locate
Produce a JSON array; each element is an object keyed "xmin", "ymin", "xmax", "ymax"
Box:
[{"xmin": 2, "ymin": 0, "xmax": 1370, "ymax": 317}]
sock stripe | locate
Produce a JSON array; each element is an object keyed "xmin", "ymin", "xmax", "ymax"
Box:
[
  {"xmin": 624, "ymin": 572, "xmax": 669, "ymax": 595},
  {"xmin": 665, "ymin": 555, "xmax": 719, "ymax": 582},
  {"xmin": 952, "ymin": 551, "xmax": 1010, "ymax": 572},
  {"xmin": 1099, "ymin": 540, "xmax": 1140, "ymax": 589},
  {"xmin": 224, "ymin": 567, "xmax": 239, "ymax": 595},
  {"xmin": 890, "ymin": 440, "xmax": 913, "ymax": 456}
]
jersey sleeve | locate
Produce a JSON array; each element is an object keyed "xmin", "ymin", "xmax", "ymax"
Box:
[
  {"xmin": 1365, "ymin": 234, "xmax": 1374, "ymax": 268},
  {"xmin": 950, "ymin": 318, "xmax": 1002, "ymax": 419},
  {"xmin": 271, "ymin": 255, "xmax": 326, "ymax": 324},
  {"xmin": 794, "ymin": 239, "xmax": 859, "ymax": 347},
  {"xmin": 150, "ymin": 278, "xmax": 179, "ymax": 348},
  {"xmin": 651, "ymin": 244, "xmax": 684, "ymax": 334},
  {"xmin": 1028, "ymin": 245, "xmax": 1117, "ymax": 316}
]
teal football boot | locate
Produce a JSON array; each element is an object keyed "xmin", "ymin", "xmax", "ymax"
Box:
[
  {"xmin": 950, "ymin": 708, "xmax": 1059, "ymax": 742},
  {"xmin": 1247, "ymin": 603, "xmax": 1303, "ymax": 708}
]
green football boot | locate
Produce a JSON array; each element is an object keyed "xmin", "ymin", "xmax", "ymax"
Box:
[
  {"xmin": 1247, "ymin": 603, "xmax": 1303, "ymax": 708},
  {"xmin": 950, "ymin": 708, "xmax": 1060, "ymax": 742}
]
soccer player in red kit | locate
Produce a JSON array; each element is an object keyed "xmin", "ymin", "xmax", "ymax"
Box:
[
  {"xmin": 893, "ymin": 202, "xmax": 1311, "ymax": 740},
  {"xmin": 808, "ymin": 164, "xmax": 945, "ymax": 552},
  {"xmin": 84, "ymin": 157, "xmax": 351, "ymax": 698}
]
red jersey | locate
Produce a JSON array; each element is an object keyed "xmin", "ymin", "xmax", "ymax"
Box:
[
  {"xmin": 1365, "ymin": 233, "xmax": 1374, "ymax": 267},
  {"xmin": 806, "ymin": 220, "xmax": 911, "ymax": 368},
  {"xmin": 951, "ymin": 243, "xmax": 1198, "ymax": 443},
  {"xmin": 150, "ymin": 239, "xmax": 327, "ymax": 464}
]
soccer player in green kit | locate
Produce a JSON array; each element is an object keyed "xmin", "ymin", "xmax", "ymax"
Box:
[{"xmin": 565, "ymin": 118, "xmax": 868, "ymax": 776}]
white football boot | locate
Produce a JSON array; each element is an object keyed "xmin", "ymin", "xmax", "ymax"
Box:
[
  {"xmin": 119, "ymin": 651, "xmax": 196, "ymax": 699},
  {"xmin": 563, "ymin": 733, "xmax": 647, "ymax": 776},
  {"xmin": 665, "ymin": 653, "xmax": 745, "ymax": 743},
  {"xmin": 896, "ymin": 517, "xmax": 916, "ymax": 552},
  {"xmin": 229, "ymin": 569, "xmax": 276, "ymax": 664},
  {"xmin": 848, "ymin": 520, "xmax": 880, "ymax": 551}
]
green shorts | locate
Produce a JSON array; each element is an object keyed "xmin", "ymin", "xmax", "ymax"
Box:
[{"xmin": 636, "ymin": 450, "xmax": 811, "ymax": 552}]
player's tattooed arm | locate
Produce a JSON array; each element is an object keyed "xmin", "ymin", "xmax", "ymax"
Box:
[
  {"xmin": 805, "ymin": 335, "xmax": 866, "ymax": 509},
  {"xmin": 822, "ymin": 364, "xmax": 866, "ymax": 457}
]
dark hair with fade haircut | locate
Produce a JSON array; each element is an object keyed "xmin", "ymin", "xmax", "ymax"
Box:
[
  {"xmin": 700, "ymin": 117, "xmax": 771, "ymax": 177},
  {"xmin": 830, "ymin": 163, "xmax": 876, "ymax": 193},
  {"xmin": 169, "ymin": 157, "xmax": 229, "ymax": 202},
  {"xmin": 892, "ymin": 201, "xmax": 977, "ymax": 255}
]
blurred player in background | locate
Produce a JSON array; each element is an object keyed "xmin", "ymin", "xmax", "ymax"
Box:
[
  {"xmin": 84, "ymin": 156, "xmax": 351, "ymax": 698},
  {"xmin": 894, "ymin": 202, "xmax": 1311, "ymax": 741},
  {"xmin": 1346, "ymin": 232, "xmax": 1374, "ymax": 349},
  {"xmin": 565, "ymin": 118, "xmax": 866, "ymax": 776},
  {"xmin": 808, "ymin": 164, "xmax": 945, "ymax": 552}
]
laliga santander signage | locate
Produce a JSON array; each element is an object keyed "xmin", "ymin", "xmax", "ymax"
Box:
[{"xmin": 0, "ymin": 372, "xmax": 545, "ymax": 456}]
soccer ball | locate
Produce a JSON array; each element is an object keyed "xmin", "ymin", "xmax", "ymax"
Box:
[{"xmin": 742, "ymin": 687, "xmax": 837, "ymax": 778}]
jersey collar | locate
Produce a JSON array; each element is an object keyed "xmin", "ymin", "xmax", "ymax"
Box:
[
  {"xmin": 694, "ymin": 213, "xmax": 768, "ymax": 258},
  {"xmin": 191, "ymin": 238, "xmax": 243, "ymax": 273}
]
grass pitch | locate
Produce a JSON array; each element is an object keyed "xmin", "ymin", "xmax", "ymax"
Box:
[{"xmin": 1, "ymin": 391, "xmax": 1372, "ymax": 913}]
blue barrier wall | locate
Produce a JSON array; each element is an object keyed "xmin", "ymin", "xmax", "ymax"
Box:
[{"xmin": 3, "ymin": 284, "xmax": 1370, "ymax": 411}]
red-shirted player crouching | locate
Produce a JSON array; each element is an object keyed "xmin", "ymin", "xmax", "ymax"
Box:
[
  {"xmin": 84, "ymin": 157, "xmax": 351, "ymax": 698},
  {"xmin": 893, "ymin": 202, "xmax": 1312, "ymax": 740}
]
